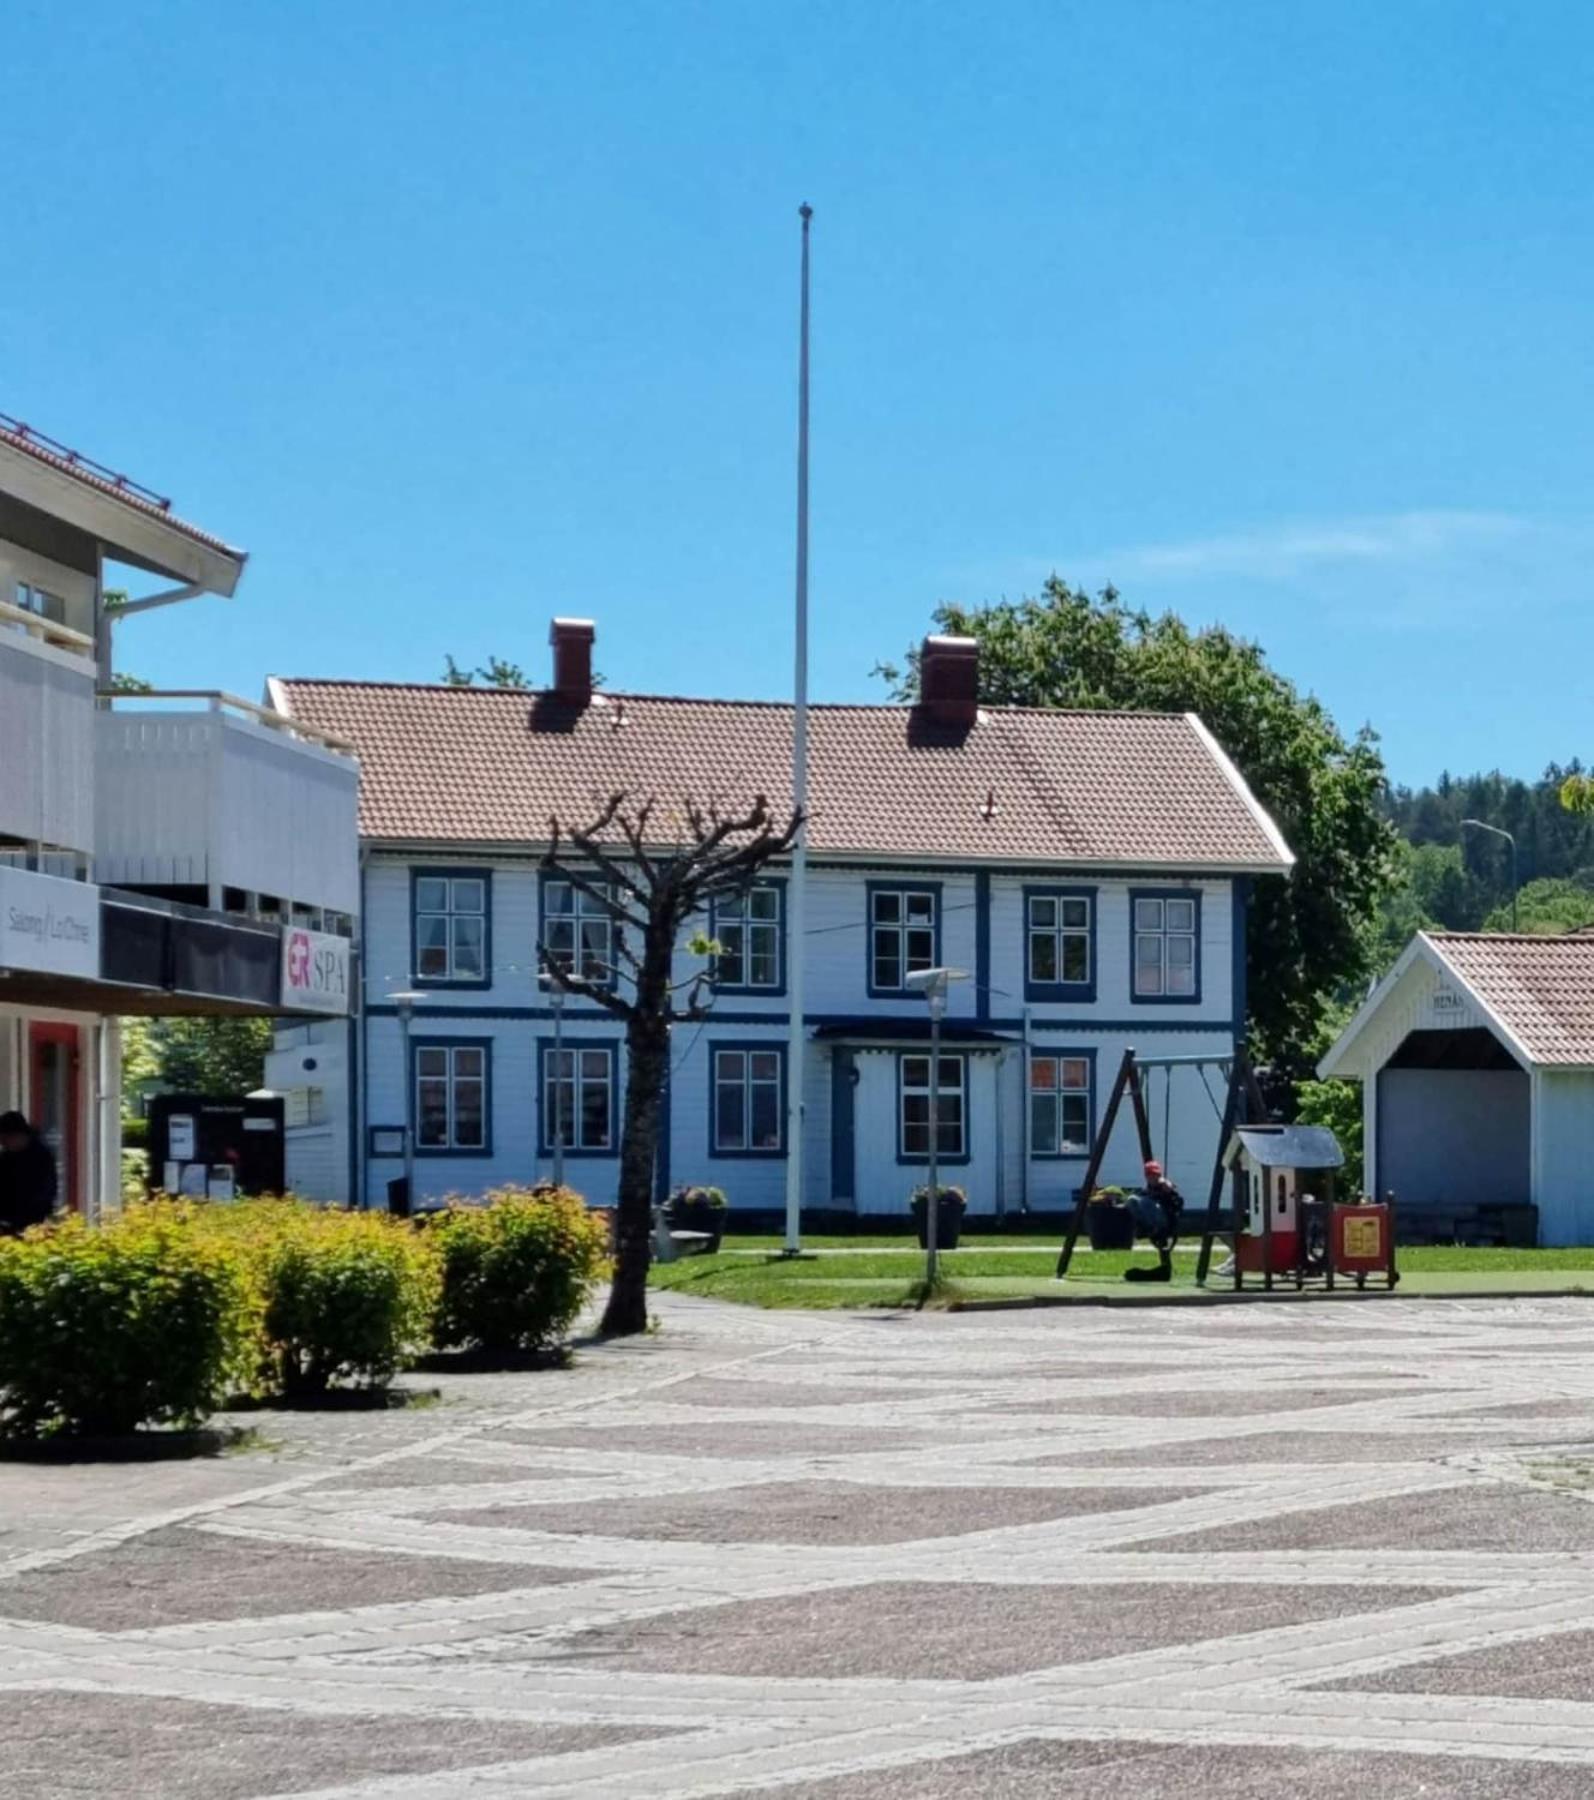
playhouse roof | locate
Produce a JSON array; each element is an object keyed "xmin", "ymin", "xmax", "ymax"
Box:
[{"xmin": 1227, "ymin": 1125, "xmax": 1345, "ymax": 1170}]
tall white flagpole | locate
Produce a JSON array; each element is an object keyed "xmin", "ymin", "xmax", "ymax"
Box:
[{"xmin": 784, "ymin": 202, "xmax": 812, "ymax": 1255}]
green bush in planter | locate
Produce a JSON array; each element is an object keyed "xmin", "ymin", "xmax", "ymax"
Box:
[
  {"xmin": 909, "ymin": 1184, "xmax": 967, "ymax": 1210},
  {"xmin": 0, "ymin": 1209, "xmax": 255, "ymax": 1438},
  {"xmin": 213, "ymin": 1200, "xmax": 440, "ymax": 1397},
  {"xmin": 431, "ymin": 1187, "xmax": 609, "ymax": 1353}
]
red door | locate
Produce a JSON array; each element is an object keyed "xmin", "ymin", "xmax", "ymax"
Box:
[{"xmin": 28, "ymin": 1023, "xmax": 80, "ymax": 1215}]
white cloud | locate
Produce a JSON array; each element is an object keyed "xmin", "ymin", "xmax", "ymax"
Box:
[{"xmin": 1093, "ymin": 511, "xmax": 1531, "ymax": 584}]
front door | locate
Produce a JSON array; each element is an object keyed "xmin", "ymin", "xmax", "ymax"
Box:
[{"xmin": 28, "ymin": 1023, "xmax": 80, "ymax": 1214}]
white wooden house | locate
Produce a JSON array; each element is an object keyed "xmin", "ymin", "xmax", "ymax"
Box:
[
  {"xmin": 273, "ymin": 624, "xmax": 1292, "ymax": 1220},
  {"xmin": 1320, "ymin": 930, "xmax": 1594, "ymax": 1245}
]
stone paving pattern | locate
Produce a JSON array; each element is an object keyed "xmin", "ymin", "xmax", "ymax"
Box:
[{"xmin": 7, "ymin": 1292, "xmax": 1594, "ymax": 1795}]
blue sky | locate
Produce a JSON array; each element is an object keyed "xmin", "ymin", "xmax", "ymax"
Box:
[{"xmin": 8, "ymin": 1, "xmax": 1593, "ymax": 786}]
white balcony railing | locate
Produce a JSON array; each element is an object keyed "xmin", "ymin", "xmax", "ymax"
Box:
[
  {"xmin": 0, "ymin": 609, "xmax": 96, "ymax": 854},
  {"xmin": 94, "ymin": 691, "xmax": 359, "ymax": 918}
]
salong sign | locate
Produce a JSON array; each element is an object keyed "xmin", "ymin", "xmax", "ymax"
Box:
[
  {"xmin": 281, "ymin": 926, "xmax": 353, "ymax": 1015},
  {"xmin": 0, "ymin": 867, "xmax": 100, "ymax": 981}
]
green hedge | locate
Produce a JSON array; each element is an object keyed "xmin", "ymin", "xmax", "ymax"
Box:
[
  {"xmin": 0, "ymin": 1211, "xmax": 255, "ymax": 1437},
  {"xmin": 0, "ymin": 1190, "xmax": 610, "ymax": 1437},
  {"xmin": 431, "ymin": 1186, "xmax": 609, "ymax": 1353},
  {"xmin": 204, "ymin": 1200, "xmax": 441, "ymax": 1398}
]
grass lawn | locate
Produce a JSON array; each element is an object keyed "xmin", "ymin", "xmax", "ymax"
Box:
[{"xmin": 651, "ymin": 1243, "xmax": 1594, "ymax": 1311}]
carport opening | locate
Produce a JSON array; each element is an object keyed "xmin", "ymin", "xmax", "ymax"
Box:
[{"xmin": 1378, "ymin": 1027, "xmax": 1530, "ymax": 1220}]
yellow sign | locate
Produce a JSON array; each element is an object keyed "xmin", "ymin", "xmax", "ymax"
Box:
[{"xmin": 1342, "ymin": 1215, "xmax": 1383, "ymax": 1260}]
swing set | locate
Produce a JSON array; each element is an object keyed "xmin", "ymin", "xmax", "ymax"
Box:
[{"xmin": 1054, "ymin": 1046, "xmax": 1267, "ymax": 1284}]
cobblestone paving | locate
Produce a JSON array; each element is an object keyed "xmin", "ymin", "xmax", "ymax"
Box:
[{"xmin": 9, "ymin": 1292, "xmax": 1594, "ymax": 1796}]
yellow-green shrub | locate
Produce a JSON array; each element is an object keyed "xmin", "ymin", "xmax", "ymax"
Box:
[
  {"xmin": 206, "ymin": 1200, "xmax": 440, "ymax": 1396},
  {"xmin": 0, "ymin": 1208, "xmax": 256, "ymax": 1437},
  {"xmin": 430, "ymin": 1187, "xmax": 608, "ymax": 1353}
]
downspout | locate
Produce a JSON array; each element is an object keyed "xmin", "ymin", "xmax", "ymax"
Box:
[
  {"xmin": 993, "ymin": 1046, "xmax": 1007, "ymax": 1218},
  {"xmin": 1019, "ymin": 1007, "xmax": 1031, "ymax": 1214},
  {"xmin": 354, "ymin": 848, "xmax": 369, "ymax": 1208}
]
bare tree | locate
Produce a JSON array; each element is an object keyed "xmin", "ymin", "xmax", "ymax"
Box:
[{"xmin": 541, "ymin": 791, "xmax": 801, "ymax": 1337}]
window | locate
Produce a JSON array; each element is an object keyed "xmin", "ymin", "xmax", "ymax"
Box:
[
  {"xmin": 870, "ymin": 887, "xmax": 937, "ymax": 992},
  {"xmin": 414, "ymin": 1042, "xmax": 488, "ymax": 1151},
  {"xmin": 14, "ymin": 582, "xmax": 65, "ymax": 623},
  {"xmin": 899, "ymin": 1052, "xmax": 966, "ymax": 1161},
  {"xmin": 1026, "ymin": 889, "xmax": 1093, "ymax": 994},
  {"xmin": 714, "ymin": 883, "xmax": 783, "ymax": 991},
  {"xmin": 542, "ymin": 879, "xmax": 613, "ymax": 984},
  {"xmin": 713, "ymin": 1046, "xmax": 784, "ymax": 1153},
  {"xmin": 1030, "ymin": 1053, "xmax": 1091, "ymax": 1156},
  {"xmin": 542, "ymin": 1044, "xmax": 616, "ymax": 1152},
  {"xmin": 1132, "ymin": 893, "xmax": 1200, "ymax": 1000},
  {"xmin": 413, "ymin": 872, "xmax": 489, "ymax": 985}
]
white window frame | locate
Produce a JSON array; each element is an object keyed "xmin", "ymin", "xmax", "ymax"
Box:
[
  {"xmin": 712, "ymin": 1046, "xmax": 784, "ymax": 1153},
  {"xmin": 1027, "ymin": 893, "xmax": 1092, "ymax": 987},
  {"xmin": 543, "ymin": 1044, "xmax": 615, "ymax": 1152},
  {"xmin": 1029, "ymin": 1052, "xmax": 1092, "ymax": 1156},
  {"xmin": 715, "ymin": 884, "xmax": 783, "ymax": 991},
  {"xmin": 543, "ymin": 880, "xmax": 614, "ymax": 985},
  {"xmin": 870, "ymin": 888, "xmax": 937, "ymax": 993},
  {"xmin": 899, "ymin": 1052, "xmax": 966, "ymax": 1160},
  {"xmin": 414, "ymin": 1043, "xmax": 488, "ymax": 1151},
  {"xmin": 414, "ymin": 874, "xmax": 488, "ymax": 984},
  {"xmin": 1133, "ymin": 895, "xmax": 1199, "ymax": 999}
]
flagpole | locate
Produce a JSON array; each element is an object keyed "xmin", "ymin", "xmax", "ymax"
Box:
[{"xmin": 784, "ymin": 202, "xmax": 812, "ymax": 1256}]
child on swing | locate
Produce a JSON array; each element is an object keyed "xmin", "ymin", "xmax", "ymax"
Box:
[{"xmin": 1125, "ymin": 1159, "xmax": 1184, "ymax": 1282}]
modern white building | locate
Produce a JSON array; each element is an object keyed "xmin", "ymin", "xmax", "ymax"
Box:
[
  {"xmin": 274, "ymin": 622, "xmax": 1292, "ymax": 1220},
  {"xmin": 1320, "ymin": 930, "xmax": 1594, "ymax": 1245},
  {"xmin": 0, "ymin": 411, "xmax": 359, "ymax": 1215}
]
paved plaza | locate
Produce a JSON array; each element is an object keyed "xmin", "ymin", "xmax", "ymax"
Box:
[{"xmin": 8, "ymin": 1293, "xmax": 1594, "ymax": 1795}]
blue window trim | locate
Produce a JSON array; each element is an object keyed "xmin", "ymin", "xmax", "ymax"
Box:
[
  {"xmin": 866, "ymin": 879, "xmax": 944, "ymax": 999},
  {"xmin": 710, "ymin": 877, "xmax": 788, "ymax": 997},
  {"xmin": 1231, "ymin": 876, "xmax": 1250, "ymax": 1053},
  {"xmin": 1128, "ymin": 887, "xmax": 1204, "ymax": 1007},
  {"xmin": 538, "ymin": 870, "xmax": 618, "ymax": 994},
  {"xmin": 894, "ymin": 1047, "xmax": 972, "ymax": 1167},
  {"xmin": 1027, "ymin": 1045, "xmax": 1097, "ymax": 1160},
  {"xmin": 410, "ymin": 867, "xmax": 493, "ymax": 991},
  {"xmin": 974, "ymin": 871, "xmax": 991, "ymax": 1022},
  {"xmin": 1022, "ymin": 884, "xmax": 1098, "ymax": 1003},
  {"xmin": 536, "ymin": 1035, "xmax": 620, "ymax": 1158},
  {"xmin": 706, "ymin": 1038, "xmax": 788, "ymax": 1159},
  {"xmin": 409, "ymin": 1035, "xmax": 494, "ymax": 1157}
]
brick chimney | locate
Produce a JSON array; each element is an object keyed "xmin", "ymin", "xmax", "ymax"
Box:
[
  {"xmin": 549, "ymin": 617, "xmax": 595, "ymax": 705},
  {"xmin": 917, "ymin": 634, "xmax": 979, "ymax": 728}
]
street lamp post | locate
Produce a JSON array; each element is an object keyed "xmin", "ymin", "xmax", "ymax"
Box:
[
  {"xmin": 539, "ymin": 971, "xmax": 567, "ymax": 1189},
  {"xmin": 389, "ymin": 991, "xmax": 427, "ymax": 1215},
  {"xmin": 905, "ymin": 967, "xmax": 969, "ymax": 1285},
  {"xmin": 1461, "ymin": 819, "xmax": 1519, "ymax": 932}
]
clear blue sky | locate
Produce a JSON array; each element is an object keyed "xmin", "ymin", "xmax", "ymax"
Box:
[{"xmin": 8, "ymin": 1, "xmax": 1592, "ymax": 787}]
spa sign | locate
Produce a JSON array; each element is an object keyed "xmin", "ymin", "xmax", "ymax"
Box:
[{"xmin": 281, "ymin": 926, "xmax": 352, "ymax": 1015}]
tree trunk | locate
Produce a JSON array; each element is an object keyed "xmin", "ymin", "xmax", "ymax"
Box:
[{"xmin": 599, "ymin": 1003, "xmax": 670, "ymax": 1338}]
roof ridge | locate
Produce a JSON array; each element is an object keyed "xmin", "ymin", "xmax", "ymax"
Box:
[{"xmin": 272, "ymin": 677, "xmax": 1192, "ymax": 720}]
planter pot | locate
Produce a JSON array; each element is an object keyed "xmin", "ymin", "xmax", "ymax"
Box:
[
  {"xmin": 663, "ymin": 1200, "xmax": 726, "ymax": 1252},
  {"xmin": 912, "ymin": 1199, "xmax": 965, "ymax": 1251},
  {"xmin": 1085, "ymin": 1205, "xmax": 1135, "ymax": 1251}
]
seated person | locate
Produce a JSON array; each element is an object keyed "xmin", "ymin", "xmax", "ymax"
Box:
[{"xmin": 1125, "ymin": 1158, "xmax": 1183, "ymax": 1282}]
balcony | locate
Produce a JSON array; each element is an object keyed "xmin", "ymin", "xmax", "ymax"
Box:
[
  {"xmin": 0, "ymin": 601, "xmax": 96, "ymax": 857},
  {"xmin": 94, "ymin": 692, "xmax": 359, "ymax": 920}
]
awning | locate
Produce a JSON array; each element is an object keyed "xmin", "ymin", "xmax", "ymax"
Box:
[{"xmin": 812, "ymin": 1018, "xmax": 1017, "ymax": 1050}]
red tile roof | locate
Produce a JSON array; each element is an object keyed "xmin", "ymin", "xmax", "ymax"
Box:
[
  {"xmin": 1427, "ymin": 933, "xmax": 1594, "ymax": 1066},
  {"xmin": 274, "ymin": 680, "xmax": 1292, "ymax": 873},
  {"xmin": 0, "ymin": 412, "xmax": 245, "ymax": 561}
]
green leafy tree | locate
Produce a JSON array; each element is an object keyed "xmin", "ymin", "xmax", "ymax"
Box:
[
  {"xmin": 1481, "ymin": 876, "xmax": 1594, "ymax": 935},
  {"xmin": 121, "ymin": 1016, "xmax": 273, "ymax": 1111},
  {"xmin": 442, "ymin": 654, "xmax": 529, "ymax": 688},
  {"xmin": 881, "ymin": 579, "xmax": 1397, "ymax": 1074}
]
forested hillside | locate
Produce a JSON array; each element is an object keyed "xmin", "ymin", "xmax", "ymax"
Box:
[{"xmin": 1379, "ymin": 763, "xmax": 1594, "ymax": 955}]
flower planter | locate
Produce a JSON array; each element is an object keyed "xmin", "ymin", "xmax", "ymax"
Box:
[
  {"xmin": 1085, "ymin": 1204, "xmax": 1135, "ymax": 1251},
  {"xmin": 911, "ymin": 1191, "xmax": 966, "ymax": 1251},
  {"xmin": 662, "ymin": 1195, "xmax": 726, "ymax": 1252}
]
